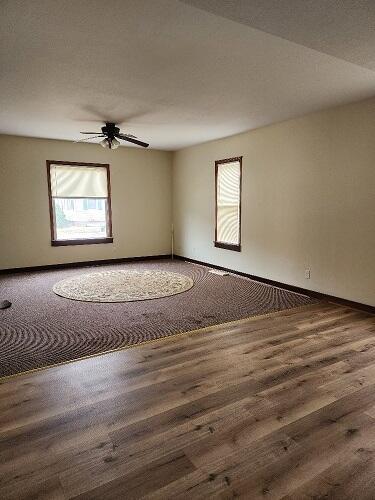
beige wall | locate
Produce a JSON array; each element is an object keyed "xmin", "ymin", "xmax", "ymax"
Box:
[
  {"xmin": 0, "ymin": 135, "xmax": 172, "ymax": 269},
  {"xmin": 173, "ymin": 97, "xmax": 375, "ymax": 306}
]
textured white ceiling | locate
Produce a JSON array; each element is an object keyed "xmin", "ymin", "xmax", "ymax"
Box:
[
  {"xmin": 1, "ymin": 0, "xmax": 375, "ymax": 150},
  {"xmin": 182, "ymin": 0, "xmax": 375, "ymax": 70}
]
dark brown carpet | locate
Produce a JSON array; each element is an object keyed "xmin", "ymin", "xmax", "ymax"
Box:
[{"xmin": 0, "ymin": 259, "xmax": 318, "ymax": 377}]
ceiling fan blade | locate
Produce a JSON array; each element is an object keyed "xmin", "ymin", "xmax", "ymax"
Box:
[
  {"xmin": 80, "ymin": 131, "xmax": 101, "ymax": 134},
  {"xmin": 116, "ymin": 134, "xmax": 149, "ymax": 148},
  {"xmin": 121, "ymin": 133, "xmax": 137, "ymax": 139},
  {"xmin": 74, "ymin": 135, "xmax": 105, "ymax": 143}
]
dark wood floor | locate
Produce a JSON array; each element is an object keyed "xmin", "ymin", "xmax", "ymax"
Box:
[{"xmin": 0, "ymin": 302, "xmax": 375, "ymax": 499}]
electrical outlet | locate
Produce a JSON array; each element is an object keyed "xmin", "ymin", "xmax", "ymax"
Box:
[{"xmin": 305, "ymin": 269, "xmax": 311, "ymax": 279}]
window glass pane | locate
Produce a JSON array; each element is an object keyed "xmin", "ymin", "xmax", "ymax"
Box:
[
  {"xmin": 216, "ymin": 160, "xmax": 241, "ymax": 245},
  {"xmin": 54, "ymin": 198, "xmax": 108, "ymax": 240}
]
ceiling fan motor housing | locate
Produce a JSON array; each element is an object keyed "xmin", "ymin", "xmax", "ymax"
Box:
[{"xmin": 102, "ymin": 123, "xmax": 120, "ymax": 138}]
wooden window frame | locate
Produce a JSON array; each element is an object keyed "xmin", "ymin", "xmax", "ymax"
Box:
[
  {"xmin": 214, "ymin": 156, "xmax": 242, "ymax": 252},
  {"xmin": 46, "ymin": 160, "xmax": 113, "ymax": 247}
]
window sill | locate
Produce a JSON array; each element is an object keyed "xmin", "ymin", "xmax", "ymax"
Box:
[
  {"xmin": 214, "ymin": 241, "xmax": 241, "ymax": 252},
  {"xmin": 51, "ymin": 237, "xmax": 113, "ymax": 247}
]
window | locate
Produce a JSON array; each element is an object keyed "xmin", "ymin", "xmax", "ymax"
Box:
[
  {"xmin": 46, "ymin": 161, "xmax": 113, "ymax": 246},
  {"xmin": 215, "ymin": 157, "xmax": 242, "ymax": 251}
]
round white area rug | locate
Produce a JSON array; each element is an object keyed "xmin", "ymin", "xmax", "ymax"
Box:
[{"xmin": 53, "ymin": 269, "xmax": 194, "ymax": 302}]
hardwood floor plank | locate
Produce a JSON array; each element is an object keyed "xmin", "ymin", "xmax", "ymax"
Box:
[
  {"xmin": 283, "ymin": 448, "xmax": 375, "ymax": 499},
  {"xmin": 69, "ymin": 451, "xmax": 196, "ymax": 500},
  {"xmin": 0, "ymin": 477, "xmax": 65, "ymax": 500},
  {"xmin": 192, "ymin": 404, "xmax": 375, "ymax": 499}
]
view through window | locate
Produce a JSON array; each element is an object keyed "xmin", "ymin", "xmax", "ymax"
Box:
[{"xmin": 47, "ymin": 161, "xmax": 113, "ymax": 245}]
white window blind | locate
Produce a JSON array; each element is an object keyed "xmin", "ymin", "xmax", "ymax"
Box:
[
  {"xmin": 50, "ymin": 164, "xmax": 108, "ymax": 198},
  {"xmin": 216, "ymin": 159, "xmax": 241, "ymax": 246}
]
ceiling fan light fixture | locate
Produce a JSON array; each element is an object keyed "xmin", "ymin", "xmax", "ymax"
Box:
[{"xmin": 100, "ymin": 137, "xmax": 120, "ymax": 149}]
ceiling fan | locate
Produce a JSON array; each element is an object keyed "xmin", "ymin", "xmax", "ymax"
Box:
[{"xmin": 76, "ymin": 122, "xmax": 149, "ymax": 149}]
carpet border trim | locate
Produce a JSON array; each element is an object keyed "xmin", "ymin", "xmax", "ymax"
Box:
[{"xmin": 0, "ymin": 302, "xmax": 318, "ymax": 382}]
